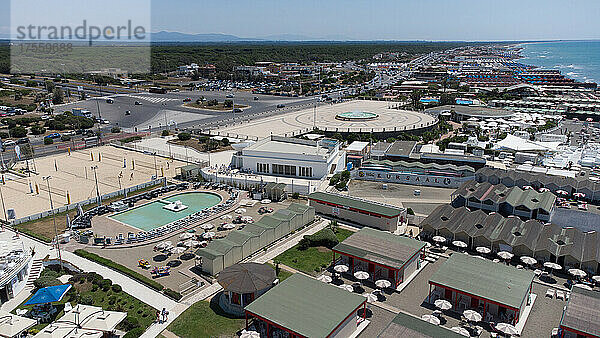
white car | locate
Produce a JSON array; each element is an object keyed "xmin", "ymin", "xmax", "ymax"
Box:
[{"xmin": 3, "ymin": 140, "xmax": 16, "ymax": 146}]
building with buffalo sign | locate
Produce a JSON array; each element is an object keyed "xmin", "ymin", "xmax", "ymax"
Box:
[{"xmin": 308, "ymin": 192, "xmax": 406, "ymax": 232}]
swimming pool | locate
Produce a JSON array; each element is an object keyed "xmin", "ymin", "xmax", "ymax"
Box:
[{"xmin": 109, "ymin": 192, "xmax": 223, "ymax": 231}]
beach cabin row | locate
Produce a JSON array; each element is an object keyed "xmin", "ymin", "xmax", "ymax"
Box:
[{"xmin": 197, "ymin": 203, "xmax": 315, "ymax": 275}]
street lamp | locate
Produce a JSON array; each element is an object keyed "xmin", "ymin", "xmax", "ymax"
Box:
[
  {"xmin": 90, "ymin": 166, "xmax": 101, "ymax": 207},
  {"xmin": 43, "ymin": 176, "xmax": 62, "ymax": 269}
]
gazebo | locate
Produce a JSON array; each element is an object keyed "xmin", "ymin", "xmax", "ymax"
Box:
[{"xmin": 217, "ymin": 263, "xmax": 276, "ymax": 316}]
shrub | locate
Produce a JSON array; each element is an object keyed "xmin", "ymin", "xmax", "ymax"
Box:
[
  {"xmin": 122, "ymin": 327, "xmax": 144, "ymax": 338},
  {"xmin": 40, "ymin": 269, "xmax": 60, "ymax": 279},
  {"xmin": 121, "ymin": 316, "xmax": 140, "ymax": 331},
  {"xmin": 111, "ymin": 284, "xmax": 122, "ymax": 293},
  {"xmin": 329, "ymin": 173, "xmax": 341, "ymax": 186},
  {"xmin": 335, "ymin": 180, "xmax": 347, "ymax": 190},
  {"xmin": 33, "ymin": 276, "xmax": 61, "ymax": 289},
  {"xmin": 43, "ymin": 137, "xmax": 54, "ymax": 145},
  {"xmin": 86, "ymin": 272, "xmax": 103, "ymax": 283},
  {"xmin": 177, "ymin": 132, "xmax": 191, "ymax": 141},
  {"xmin": 91, "ymin": 284, "xmax": 99, "ymax": 292},
  {"xmin": 111, "ymin": 127, "xmax": 121, "ymax": 133},
  {"xmin": 80, "ymin": 294, "xmax": 93, "ymax": 305},
  {"xmin": 292, "ymin": 192, "xmax": 300, "ymax": 199},
  {"xmin": 407, "ymin": 208, "xmax": 415, "ymax": 215},
  {"xmin": 161, "ymin": 130, "xmax": 170, "ymax": 137},
  {"xmin": 99, "ymin": 278, "xmax": 113, "ymax": 291},
  {"xmin": 163, "ymin": 288, "xmax": 182, "ymax": 301},
  {"xmin": 298, "ymin": 228, "xmax": 339, "ymax": 250}
]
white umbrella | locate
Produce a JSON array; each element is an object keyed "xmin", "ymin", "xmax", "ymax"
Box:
[
  {"xmin": 375, "ymin": 279, "xmax": 392, "ymax": 289},
  {"xmin": 574, "ymin": 192, "xmax": 586, "ymax": 198},
  {"xmin": 434, "ymin": 299, "xmax": 452, "ymax": 311},
  {"xmin": 200, "ymin": 223, "xmax": 214, "ymax": 230},
  {"xmin": 201, "ymin": 232, "xmax": 215, "ymax": 239},
  {"xmin": 241, "ymin": 216, "xmax": 254, "ymax": 222},
  {"xmin": 338, "ymin": 284, "xmax": 354, "ymax": 292},
  {"xmin": 463, "ymin": 309, "xmax": 482, "ymax": 322},
  {"xmin": 235, "ymin": 208, "xmax": 247, "ymax": 214},
  {"xmin": 556, "ymin": 190, "xmax": 569, "ymax": 196},
  {"xmin": 261, "ymin": 199, "xmax": 271, "ymax": 204},
  {"xmin": 520, "ymin": 256, "xmax": 537, "ymax": 266},
  {"xmin": 497, "ymin": 251, "xmax": 514, "ymax": 260},
  {"xmin": 363, "ymin": 293, "xmax": 378, "ymax": 303},
  {"xmin": 573, "ymin": 283, "xmax": 593, "ymax": 290},
  {"xmin": 156, "ymin": 241, "xmax": 172, "ymax": 250},
  {"xmin": 450, "ymin": 326, "xmax": 470, "ymax": 337},
  {"xmin": 240, "ymin": 330, "xmax": 260, "ymax": 338},
  {"xmin": 568, "ymin": 268, "xmax": 587, "ymax": 278},
  {"xmin": 171, "ymin": 246, "xmax": 186, "ymax": 254},
  {"xmin": 179, "ymin": 233, "xmax": 194, "ymax": 240},
  {"xmin": 544, "ymin": 262, "xmax": 562, "ymax": 271},
  {"xmin": 495, "ymin": 323, "xmax": 518, "ymax": 336},
  {"xmin": 183, "ymin": 240, "xmax": 198, "ymax": 247},
  {"xmin": 220, "ymin": 214, "xmax": 232, "ymax": 220},
  {"xmin": 421, "ymin": 314, "xmax": 440, "ymax": 325},
  {"xmin": 222, "ymin": 223, "xmax": 236, "ymax": 230},
  {"xmin": 354, "ymin": 271, "xmax": 369, "ymax": 281},
  {"xmin": 539, "ymin": 188, "xmax": 550, "ymax": 193},
  {"xmin": 432, "ymin": 236, "xmax": 446, "ymax": 243},
  {"xmin": 334, "ymin": 265, "xmax": 349, "ymax": 273},
  {"xmin": 317, "ymin": 275, "xmax": 332, "ymax": 283},
  {"xmin": 452, "ymin": 240, "xmax": 467, "ymax": 249},
  {"xmin": 476, "ymin": 247, "xmax": 491, "ymax": 254}
]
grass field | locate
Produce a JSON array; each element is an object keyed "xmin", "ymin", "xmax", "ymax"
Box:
[
  {"xmin": 274, "ymin": 228, "xmax": 354, "ymax": 275},
  {"xmin": 167, "ymin": 299, "xmax": 245, "ymax": 338}
]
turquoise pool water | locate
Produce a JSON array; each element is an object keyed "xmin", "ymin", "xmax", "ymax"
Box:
[{"xmin": 110, "ymin": 192, "xmax": 222, "ymax": 231}]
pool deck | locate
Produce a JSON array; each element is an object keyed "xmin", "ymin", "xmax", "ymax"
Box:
[{"xmin": 89, "ymin": 189, "xmax": 232, "ymax": 240}]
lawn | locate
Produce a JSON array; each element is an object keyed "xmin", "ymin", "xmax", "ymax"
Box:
[
  {"xmin": 14, "ymin": 183, "xmax": 162, "ymax": 242},
  {"xmin": 16, "ymin": 267, "xmax": 156, "ymax": 337},
  {"xmin": 167, "ymin": 299, "xmax": 245, "ymax": 338},
  {"xmin": 274, "ymin": 228, "xmax": 354, "ymax": 275}
]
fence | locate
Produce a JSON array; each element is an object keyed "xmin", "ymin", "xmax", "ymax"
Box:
[
  {"xmin": 118, "ymin": 143, "xmax": 209, "ymax": 167},
  {"xmin": 11, "ymin": 178, "xmax": 166, "ymax": 226}
]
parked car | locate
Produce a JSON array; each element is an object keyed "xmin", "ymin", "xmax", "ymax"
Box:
[
  {"xmin": 45, "ymin": 133, "xmax": 61, "ymax": 139},
  {"xmin": 183, "ymin": 97, "xmax": 192, "ymax": 102},
  {"xmin": 134, "ymin": 101, "xmax": 142, "ymax": 105},
  {"xmin": 277, "ymin": 104, "xmax": 286, "ymax": 108},
  {"xmin": 2, "ymin": 140, "xmax": 15, "ymax": 147}
]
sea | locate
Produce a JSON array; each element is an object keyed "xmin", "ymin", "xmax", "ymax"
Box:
[{"xmin": 518, "ymin": 40, "xmax": 600, "ymax": 85}]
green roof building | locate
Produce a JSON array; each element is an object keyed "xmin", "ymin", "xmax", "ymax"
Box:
[
  {"xmin": 308, "ymin": 192, "xmax": 406, "ymax": 232},
  {"xmin": 333, "ymin": 227, "xmax": 425, "ymax": 288},
  {"xmin": 244, "ymin": 274, "xmax": 367, "ymax": 338},
  {"xmin": 429, "ymin": 253, "xmax": 534, "ymax": 325},
  {"xmin": 377, "ymin": 312, "xmax": 464, "ymax": 338}
]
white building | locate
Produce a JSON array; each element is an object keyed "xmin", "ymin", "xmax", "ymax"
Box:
[
  {"xmin": 231, "ymin": 136, "xmax": 345, "ymax": 179},
  {"xmin": 0, "ymin": 241, "xmax": 31, "ymax": 305}
]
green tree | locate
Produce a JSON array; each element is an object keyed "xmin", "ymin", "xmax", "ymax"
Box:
[
  {"xmin": 9, "ymin": 126, "xmax": 27, "ymax": 138},
  {"xmin": 52, "ymin": 88, "xmax": 64, "ymax": 104}
]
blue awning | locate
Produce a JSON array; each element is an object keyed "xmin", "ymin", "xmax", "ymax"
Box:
[{"xmin": 24, "ymin": 284, "xmax": 72, "ymax": 305}]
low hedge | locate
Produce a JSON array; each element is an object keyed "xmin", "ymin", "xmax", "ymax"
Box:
[
  {"xmin": 298, "ymin": 228, "xmax": 339, "ymax": 250},
  {"xmin": 163, "ymin": 288, "xmax": 183, "ymax": 301},
  {"xmin": 74, "ymin": 249, "xmax": 164, "ymax": 291}
]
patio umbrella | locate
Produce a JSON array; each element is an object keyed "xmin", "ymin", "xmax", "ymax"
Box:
[
  {"xmin": 222, "ymin": 223, "xmax": 236, "ymax": 230},
  {"xmin": 539, "ymin": 188, "xmax": 550, "ymax": 193},
  {"xmin": 317, "ymin": 275, "xmax": 332, "ymax": 283},
  {"xmin": 182, "ymin": 240, "xmax": 195, "ymax": 247},
  {"xmin": 543, "ymin": 262, "xmax": 562, "ymax": 271},
  {"xmin": 452, "ymin": 240, "xmax": 467, "ymax": 249},
  {"xmin": 220, "ymin": 215, "xmax": 232, "ymax": 220},
  {"xmin": 200, "ymin": 223, "xmax": 215, "ymax": 230},
  {"xmin": 522, "ymin": 185, "xmax": 533, "ymax": 190},
  {"xmin": 556, "ymin": 190, "xmax": 569, "ymax": 196},
  {"xmin": 375, "ymin": 279, "xmax": 392, "ymax": 289},
  {"xmin": 432, "ymin": 236, "xmax": 446, "ymax": 244},
  {"xmin": 568, "ymin": 268, "xmax": 587, "ymax": 278},
  {"xmin": 450, "ymin": 326, "xmax": 470, "ymax": 337},
  {"xmin": 354, "ymin": 271, "xmax": 369, "ymax": 281},
  {"xmin": 24, "ymin": 284, "xmax": 72, "ymax": 306},
  {"xmin": 363, "ymin": 293, "xmax": 378, "ymax": 303},
  {"xmin": 495, "ymin": 323, "xmax": 518, "ymax": 336},
  {"xmin": 241, "ymin": 216, "xmax": 254, "ymax": 223},
  {"xmin": 520, "ymin": 256, "xmax": 537, "ymax": 266},
  {"xmin": 434, "ymin": 299, "xmax": 452, "ymax": 311},
  {"xmin": 573, "ymin": 283, "xmax": 593, "ymax": 290},
  {"xmin": 156, "ymin": 241, "xmax": 172, "ymax": 250},
  {"xmin": 463, "ymin": 310, "xmax": 482, "ymax": 322},
  {"xmin": 240, "ymin": 330, "xmax": 260, "ymax": 338},
  {"xmin": 574, "ymin": 192, "xmax": 586, "ymax": 198},
  {"xmin": 171, "ymin": 247, "xmax": 186, "ymax": 254},
  {"xmin": 179, "ymin": 233, "xmax": 194, "ymax": 240},
  {"xmin": 201, "ymin": 232, "xmax": 215, "ymax": 239},
  {"xmin": 338, "ymin": 284, "xmax": 354, "ymax": 292},
  {"xmin": 334, "ymin": 265, "xmax": 349, "ymax": 273},
  {"xmin": 476, "ymin": 247, "xmax": 491, "ymax": 254},
  {"xmin": 235, "ymin": 208, "xmax": 247, "ymax": 214},
  {"xmin": 497, "ymin": 251, "xmax": 514, "ymax": 260},
  {"xmin": 261, "ymin": 199, "xmax": 271, "ymax": 204},
  {"xmin": 421, "ymin": 314, "xmax": 440, "ymax": 325}
]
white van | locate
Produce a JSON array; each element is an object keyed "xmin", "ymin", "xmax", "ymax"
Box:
[{"xmin": 413, "ymin": 189, "xmax": 421, "ymax": 196}]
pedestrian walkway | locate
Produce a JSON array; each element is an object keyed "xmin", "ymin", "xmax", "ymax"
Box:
[{"xmin": 125, "ymin": 94, "xmax": 181, "ymax": 104}]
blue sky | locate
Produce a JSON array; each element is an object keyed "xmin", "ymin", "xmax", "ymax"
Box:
[{"xmin": 2, "ymin": 0, "xmax": 600, "ymax": 41}]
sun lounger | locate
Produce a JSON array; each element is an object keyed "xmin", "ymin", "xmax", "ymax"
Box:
[
  {"xmin": 546, "ymin": 288, "xmax": 555, "ymax": 298},
  {"xmin": 556, "ymin": 290, "xmax": 565, "ymax": 300}
]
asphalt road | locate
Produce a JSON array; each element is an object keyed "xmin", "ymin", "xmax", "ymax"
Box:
[{"xmin": 54, "ymin": 89, "xmax": 317, "ymax": 130}]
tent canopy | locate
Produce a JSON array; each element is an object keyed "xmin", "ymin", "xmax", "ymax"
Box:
[{"xmin": 24, "ymin": 284, "xmax": 72, "ymax": 306}]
